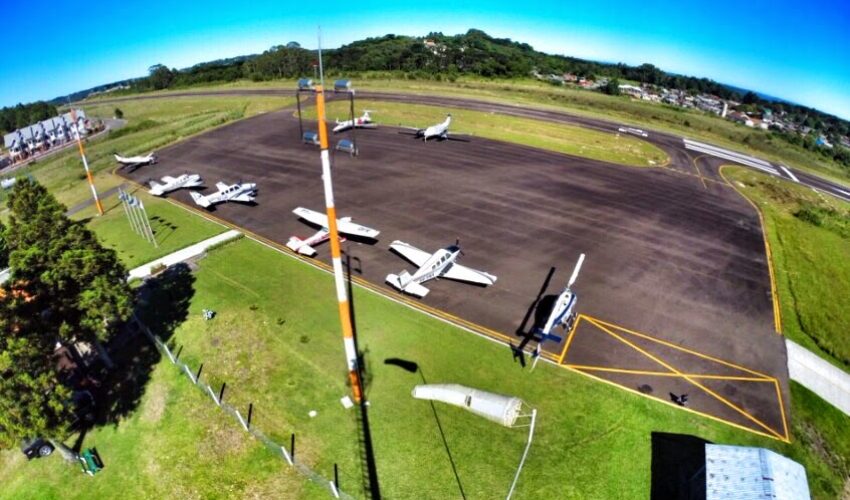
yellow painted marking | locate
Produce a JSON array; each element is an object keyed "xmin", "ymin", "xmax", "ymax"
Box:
[
  {"xmin": 565, "ymin": 364, "xmax": 773, "ymax": 382},
  {"xmin": 557, "ymin": 363, "xmax": 788, "ymax": 442},
  {"xmin": 773, "ymin": 379, "xmax": 790, "ymax": 441},
  {"xmin": 718, "ymin": 165, "xmax": 782, "ymax": 334},
  {"xmin": 690, "ymin": 153, "xmax": 709, "ymax": 190},
  {"xmin": 588, "ymin": 317, "xmax": 785, "ymax": 440},
  {"xmin": 558, "ymin": 314, "xmax": 584, "ymax": 364},
  {"xmin": 586, "ymin": 316, "xmax": 773, "ymax": 379}
]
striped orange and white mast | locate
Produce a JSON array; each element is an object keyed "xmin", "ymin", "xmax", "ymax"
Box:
[
  {"xmin": 70, "ymin": 109, "xmax": 104, "ymax": 216},
  {"xmin": 315, "ymin": 30, "xmax": 364, "ymax": 403}
]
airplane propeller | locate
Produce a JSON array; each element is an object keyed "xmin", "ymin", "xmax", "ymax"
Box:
[{"xmin": 455, "ymin": 238, "xmax": 465, "ymax": 256}]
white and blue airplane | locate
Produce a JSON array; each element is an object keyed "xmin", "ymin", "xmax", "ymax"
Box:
[
  {"xmin": 190, "ymin": 181, "xmax": 256, "ymax": 209},
  {"xmin": 114, "ymin": 152, "xmax": 157, "ymax": 172},
  {"xmin": 535, "ymin": 253, "xmax": 585, "ymax": 343},
  {"xmin": 386, "ymin": 240, "xmax": 496, "ymax": 298},
  {"xmin": 148, "ymin": 174, "xmax": 203, "ymax": 196}
]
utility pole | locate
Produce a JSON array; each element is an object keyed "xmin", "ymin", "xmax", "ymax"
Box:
[{"xmin": 70, "ymin": 109, "xmax": 103, "ymax": 216}]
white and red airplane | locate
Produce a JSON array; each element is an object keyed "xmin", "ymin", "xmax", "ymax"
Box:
[
  {"xmin": 385, "ymin": 240, "xmax": 496, "ymax": 298},
  {"xmin": 332, "ymin": 110, "xmax": 376, "ymax": 133},
  {"xmin": 286, "ymin": 207, "xmax": 380, "ymax": 257},
  {"xmin": 114, "ymin": 152, "xmax": 157, "ymax": 172}
]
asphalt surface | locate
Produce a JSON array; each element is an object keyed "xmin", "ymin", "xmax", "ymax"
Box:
[{"xmin": 117, "ymin": 96, "xmax": 794, "ymax": 438}]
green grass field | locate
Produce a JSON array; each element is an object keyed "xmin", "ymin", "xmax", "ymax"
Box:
[
  {"xmin": 88, "ymin": 76, "xmax": 850, "ymax": 186},
  {"xmin": 304, "ymin": 100, "xmax": 668, "ymax": 167},
  {"xmin": 0, "ymin": 95, "xmax": 292, "ymax": 220},
  {"xmin": 70, "ymin": 190, "xmax": 226, "ymax": 269},
  {"xmin": 724, "ymin": 167, "xmax": 850, "ymax": 372},
  {"xmin": 2, "ymin": 236, "xmax": 847, "ymax": 499}
]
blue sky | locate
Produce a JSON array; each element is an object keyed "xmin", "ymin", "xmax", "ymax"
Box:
[{"xmin": 1, "ymin": 0, "xmax": 848, "ymax": 118}]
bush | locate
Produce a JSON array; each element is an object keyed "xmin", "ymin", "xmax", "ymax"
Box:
[{"xmin": 114, "ymin": 108, "xmax": 124, "ymax": 119}]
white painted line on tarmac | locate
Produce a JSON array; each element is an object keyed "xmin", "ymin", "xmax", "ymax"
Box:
[{"xmin": 779, "ymin": 165, "xmax": 799, "ymax": 183}]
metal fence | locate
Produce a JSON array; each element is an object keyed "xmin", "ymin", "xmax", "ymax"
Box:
[{"xmin": 133, "ymin": 314, "xmax": 354, "ymax": 499}]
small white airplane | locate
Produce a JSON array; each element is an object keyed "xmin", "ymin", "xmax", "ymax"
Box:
[
  {"xmin": 535, "ymin": 254, "xmax": 585, "ymax": 343},
  {"xmin": 385, "ymin": 240, "xmax": 496, "ymax": 298},
  {"xmin": 189, "ymin": 181, "xmax": 256, "ymax": 209},
  {"xmin": 114, "ymin": 152, "xmax": 157, "ymax": 171},
  {"xmin": 287, "ymin": 207, "xmax": 380, "ymax": 256},
  {"xmin": 401, "ymin": 114, "xmax": 467, "ymax": 142},
  {"xmin": 148, "ymin": 174, "xmax": 203, "ymax": 196},
  {"xmin": 332, "ymin": 110, "xmax": 377, "ymax": 133}
]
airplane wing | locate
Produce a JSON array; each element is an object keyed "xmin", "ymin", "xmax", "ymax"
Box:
[
  {"xmin": 161, "ymin": 176, "xmax": 177, "ymax": 184},
  {"xmin": 442, "ymin": 263, "xmax": 497, "ymax": 286},
  {"xmin": 337, "ymin": 219, "xmax": 379, "ymax": 239},
  {"xmin": 293, "ymin": 207, "xmax": 328, "ymax": 227},
  {"xmin": 231, "ymin": 193, "xmax": 254, "ymax": 203},
  {"xmin": 215, "ymin": 182, "xmax": 229, "ymax": 192},
  {"xmin": 389, "ymin": 240, "xmax": 432, "ymax": 268}
]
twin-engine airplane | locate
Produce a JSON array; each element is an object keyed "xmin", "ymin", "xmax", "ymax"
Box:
[
  {"xmin": 114, "ymin": 152, "xmax": 157, "ymax": 171},
  {"xmin": 386, "ymin": 240, "xmax": 496, "ymax": 298},
  {"xmin": 148, "ymin": 174, "xmax": 203, "ymax": 196},
  {"xmin": 287, "ymin": 207, "xmax": 380, "ymax": 256},
  {"xmin": 535, "ymin": 253, "xmax": 585, "ymax": 343},
  {"xmin": 190, "ymin": 181, "xmax": 256, "ymax": 209},
  {"xmin": 400, "ymin": 114, "xmax": 468, "ymax": 142},
  {"xmin": 332, "ymin": 110, "xmax": 376, "ymax": 133}
]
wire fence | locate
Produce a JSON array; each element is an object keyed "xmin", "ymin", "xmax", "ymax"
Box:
[{"xmin": 133, "ymin": 314, "xmax": 355, "ymax": 499}]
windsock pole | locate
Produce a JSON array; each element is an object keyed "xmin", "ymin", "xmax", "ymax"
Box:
[
  {"xmin": 70, "ymin": 109, "xmax": 103, "ymax": 216},
  {"xmin": 315, "ymin": 34, "xmax": 364, "ymax": 404}
]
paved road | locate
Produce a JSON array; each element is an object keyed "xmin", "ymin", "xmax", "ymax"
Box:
[
  {"xmin": 86, "ymin": 88, "xmax": 850, "ymax": 203},
  {"xmin": 118, "ymin": 103, "xmax": 789, "ymax": 438}
]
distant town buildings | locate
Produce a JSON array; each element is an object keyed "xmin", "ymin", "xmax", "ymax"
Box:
[{"xmin": 2, "ymin": 109, "xmax": 90, "ymax": 164}]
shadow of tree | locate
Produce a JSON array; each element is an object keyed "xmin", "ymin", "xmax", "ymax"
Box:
[{"xmin": 83, "ymin": 264, "xmax": 195, "ymax": 438}]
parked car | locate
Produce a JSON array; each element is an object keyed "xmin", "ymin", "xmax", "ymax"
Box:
[{"xmin": 20, "ymin": 437, "xmax": 54, "ymax": 460}]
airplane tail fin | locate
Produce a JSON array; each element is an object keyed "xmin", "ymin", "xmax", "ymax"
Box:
[
  {"xmin": 189, "ymin": 191, "xmax": 210, "ymax": 208},
  {"xmin": 386, "ymin": 271, "xmax": 429, "ymax": 298},
  {"xmin": 286, "ymin": 236, "xmax": 317, "ymax": 257}
]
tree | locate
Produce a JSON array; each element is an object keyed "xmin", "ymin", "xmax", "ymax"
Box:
[
  {"xmin": 0, "ymin": 179, "xmax": 131, "ymax": 445},
  {"xmin": 113, "ymin": 108, "xmax": 124, "ymax": 119},
  {"xmin": 603, "ymin": 78, "xmax": 621, "ymax": 96},
  {"xmin": 148, "ymin": 64, "xmax": 175, "ymax": 90},
  {"xmin": 0, "ymin": 220, "xmax": 7, "ymax": 269},
  {"xmin": 742, "ymin": 91, "xmax": 759, "ymax": 105},
  {"xmin": 5, "ymin": 178, "xmax": 131, "ymax": 345}
]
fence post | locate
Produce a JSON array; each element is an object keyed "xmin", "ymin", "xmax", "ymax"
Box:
[
  {"xmin": 195, "ymin": 363, "xmax": 204, "ymax": 382},
  {"xmin": 235, "ymin": 409, "xmax": 249, "ymax": 431},
  {"xmin": 290, "ymin": 434, "xmax": 296, "ymax": 461},
  {"xmin": 280, "ymin": 445, "xmax": 293, "ymax": 465},
  {"xmin": 219, "ymin": 382, "xmax": 227, "ymax": 403},
  {"xmin": 174, "ymin": 345, "xmax": 183, "ymax": 361},
  {"xmin": 206, "ymin": 384, "xmax": 220, "ymax": 406},
  {"xmin": 247, "ymin": 403, "xmax": 253, "ymax": 430}
]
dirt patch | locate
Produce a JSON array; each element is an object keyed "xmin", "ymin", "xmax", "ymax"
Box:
[{"xmin": 140, "ymin": 379, "xmax": 168, "ymax": 424}]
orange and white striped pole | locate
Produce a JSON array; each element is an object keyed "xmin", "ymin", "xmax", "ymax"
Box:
[
  {"xmin": 315, "ymin": 85, "xmax": 364, "ymax": 403},
  {"xmin": 70, "ymin": 109, "xmax": 103, "ymax": 216}
]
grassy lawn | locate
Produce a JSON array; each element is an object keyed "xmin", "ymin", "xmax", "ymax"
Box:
[
  {"xmin": 92, "ymin": 76, "xmax": 850, "ymax": 186},
  {"xmin": 304, "ymin": 99, "xmax": 669, "ymax": 167},
  {"xmin": 723, "ymin": 167, "xmax": 850, "ymax": 372},
  {"xmin": 70, "ymin": 190, "xmax": 226, "ymax": 269},
  {"xmin": 0, "ymin": 95, "xmax": 293, "ymax": 219},
  {"xmin": 3, "ymin": 236, "xmax": 846, "ymax": 498}
]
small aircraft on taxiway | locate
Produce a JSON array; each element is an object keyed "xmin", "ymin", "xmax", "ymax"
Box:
[{"xmin": 385, "ymin": 240, "xmax": 496, "ymax": 298}]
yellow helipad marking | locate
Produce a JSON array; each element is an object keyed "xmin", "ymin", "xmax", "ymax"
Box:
[{"xmin": 561, "ymin": 314, "xmax": 789, "ymax": 442}]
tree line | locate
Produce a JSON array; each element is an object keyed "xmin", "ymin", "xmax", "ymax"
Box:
[{"xmin": 0, "ymin": 102, "xmax": 58, "ymax": 136}]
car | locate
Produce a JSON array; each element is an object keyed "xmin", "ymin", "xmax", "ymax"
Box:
[{"xmin": 21, "ymin": 437, "xmax": 54, "ymax": 460}]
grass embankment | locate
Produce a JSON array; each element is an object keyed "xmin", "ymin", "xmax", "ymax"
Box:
[
  {"xmin": 305, "ymin": 100, "xmax": 668, "ymax": 167},
  {"xmin": 70, "ymin": 190, "xmax": 225, "ymax": 269},
  {"xmin": 0, "ymin": 95, "xmax": 292, "ymax": 219},
  {"xmin": 3, "ymin": 237, "xmax": 847, "ymax": 498},
  {"xmin": 723, "ymin": 166, "xmax": 850, "ymax": 372},
  {"xmin": 90, "ymin": 76, "xmax": 850, "ymax": 186}
]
